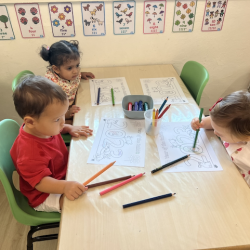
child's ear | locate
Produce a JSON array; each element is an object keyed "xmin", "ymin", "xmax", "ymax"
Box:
[
  {"xmin": 52, "ymin": 65, "xmax": 60, "ymax": 74},
  {"xmin": 24, "ymin": 116, "xmax": 36, "ymax": 129}
]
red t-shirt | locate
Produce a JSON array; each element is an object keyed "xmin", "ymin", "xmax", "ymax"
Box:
[{"xmin": 10, "ymin": 125, "xmax": 68, "ymax": 207}]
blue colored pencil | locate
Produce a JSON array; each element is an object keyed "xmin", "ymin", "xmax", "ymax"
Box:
[
  {"xmin": 159, "ymin": 97, "xmax": 168, "ymax": 114},
  {"xmin": 97, "ymin": 87, "xmax": 101, "ymax": 105}
]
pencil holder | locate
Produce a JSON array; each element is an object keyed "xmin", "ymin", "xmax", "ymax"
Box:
[{"xmin": 144, "ymin": 109, "xmax": 163, "ymax": 136}]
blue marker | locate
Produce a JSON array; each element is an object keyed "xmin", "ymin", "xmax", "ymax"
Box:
[
  {"xmin": 144, "ymin": 102, "xmax": 149, "ymax": 111},
  {"xmin": 134, "ymin": 102, "xmax": 139, "ymax": 111},
  {"xmin": 138, "ymin": 101, "xmax": 143, "ymax": 111}
]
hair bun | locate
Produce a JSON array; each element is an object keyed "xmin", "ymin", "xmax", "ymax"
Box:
[
  {"xmin": 69, "ymin": 40, "xmax": 79, "ymax": 49},
  {"xmin": 40, "ymin": 46, "xmax": 50, "ymax": 62}
]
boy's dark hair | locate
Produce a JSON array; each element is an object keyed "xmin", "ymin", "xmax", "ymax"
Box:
[
  {"xmin": 40, "ymin": 40, "xmax": 80, "ymax": 67},
  {"xmin": 13, "ymin": 75, "xmax": 68, "ymax": 118},
  {"xmin": 210, "ymin": 90, "xmax": 250, "ymax": 140}
]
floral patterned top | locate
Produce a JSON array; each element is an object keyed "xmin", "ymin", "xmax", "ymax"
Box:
[
  {"xmin": 223, "ymin": 141, "xmax": 250, "ymax": 187},
  {"xmin": 45, "ymin": 69, "xmax": 81, "ymax": 106}
]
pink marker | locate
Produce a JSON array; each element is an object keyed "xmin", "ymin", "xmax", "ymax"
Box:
[
  {"xmin": 100, "ymin": 173, "xmax": 145, "ymax": 196},
  {"xmin": 128, "ymin": 102, "xmax": 132, "ymax": 111}
]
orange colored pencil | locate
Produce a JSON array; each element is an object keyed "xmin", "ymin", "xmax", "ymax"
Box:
[
  {"xmin": 83, "ymin": 161, "xmax": 116, "ymax": 186},
  {"xmin": 155, "ymin": 109, "xmax": 159, "ymax": 127}
]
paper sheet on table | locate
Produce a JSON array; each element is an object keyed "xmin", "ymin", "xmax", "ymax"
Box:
[
  {"xmin": 155, "ymin": 122, "xmax": 223, "ymax": 172},
  {"xmin": 140, "ymin": 77, "xmax": 188, "ymax": 104},
  {"xmin": 89, "ymin": 77, "xmax": 130, "ymax": 106},
  {"xmin": 87, "ymin": 118, "xmax": 146, "ymax": 167}
]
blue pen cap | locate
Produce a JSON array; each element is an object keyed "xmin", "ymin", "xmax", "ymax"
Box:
[{"xmin": 138, "ymin": 101, "xmax": 143, "ymax": 111}]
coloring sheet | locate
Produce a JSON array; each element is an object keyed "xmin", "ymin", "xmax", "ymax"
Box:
[
  {"xmin": 172, "ymin": 0, "xmax": 197, "ymax": 32},
  {"xmin": 143, "ymin": 0, "xmax": 166, "ymax": 34},
  {"xmin": 89, "ymin": 77, "xmax": 131, "ymax": 106},
  {"xmin": 48, "ymin": 3, "xmax": 75, "ymax": 37},
  {"xmin": 14, "ymin": 3, "xmax": 44, "ymax": 38},
  {"xmin": 87, "ymin": 118, "xmax": 146, "ymax": 167},
  {"xmin": 113, "ymin": 1, "xmax": 135, "ymax": 35},
  {"xmin": 0, "ymin": 5, "xmax": 15, "ymax": 40},
  {"xmin": 140, "ymin": 77, "xmax": 188, "ymax": 104},
  {"xmin": 201, "ymin": 0, "xmax": 228, "ymax": 31},
  {"xmin": 81, "ymin": 1, "xmax": 105, "ymax": 36},
  {"xmin": 155, "ymin": 122, "xmax": 223, "ymax": 172}
]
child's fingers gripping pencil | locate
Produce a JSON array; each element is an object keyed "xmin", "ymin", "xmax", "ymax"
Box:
[{"xmin": 192, "ymin": 108, "xmax": 204, "ymax": 152}]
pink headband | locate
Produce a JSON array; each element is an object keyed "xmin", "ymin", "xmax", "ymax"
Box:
[{"xmin": 209, "ymin": 98, "xmax": 223, "ymax": 111}]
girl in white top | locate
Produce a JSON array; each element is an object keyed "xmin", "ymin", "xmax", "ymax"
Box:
[{"xmin": 191, "ymin": 90, "xmax": 250, "ymax": 187}]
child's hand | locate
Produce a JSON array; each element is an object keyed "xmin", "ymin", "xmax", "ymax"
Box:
[
  {"xmin": 68, "ymin": 125, "xmax": 93, "ymax": 138},
  {"xmin": 63, "ymin": 181, "xmax": 88, "ymax": 201},
  {"xmin": 191, "ymin": 118, "xmax": 204, "ymax": 131},
  {"xmin": 81, "ymin": 72, "xmax": 95, "ymax": 80},
  {"xmin": 66, "ymin": 105, "xmax": 80, "ymax": 119}
]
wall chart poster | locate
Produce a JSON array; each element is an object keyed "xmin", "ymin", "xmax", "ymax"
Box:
[
  {"xmin": 155, "ymin": 122, "xmax": 223, "ymax": 172},
  {"xmin": 81, "ymin": 1, "xmax": 105, "ymax": 36},
  {"xmin": 0, "ymin": 5, "xmax": 15, "ymax": 40},
  {"xmin": 201, "ymin": 0, "xmax": 228, "ymax": 32},
  {"xmin": 48, "ymin": 2, "xmax": 75, "ymax": 37},
  {"xmin": 143, "ymin": 1, "xmax": 166, "ymax": 34},
  {"xmin": 14, "ymin": 3, "xmax": 44, "ymax": 38},
  {"xmin": 113, "ymin": 1, "xmax": 135, "ymax": 35},
  {"xmin": 87, "ymin": 118, "xmax": 146, "ymax": 167},
  {"xmin": 172, "ymin": 0, "xmax": 197, "ymax": 32}
]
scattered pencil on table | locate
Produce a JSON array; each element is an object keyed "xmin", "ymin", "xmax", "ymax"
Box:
[
  {"xmin": 158, "ymin": 104, "xmax": 171, "ymax": 119},
  {"xmin": 97, "ymin": 87, "xmax": 101, "ymax": 105},
  {"xmin": 86, "ymin": 175, "xmax": 134, "ymax": 188},
  {"xmin": 111, "ymin": 88, "xmax": 115, "ymax": 106},
  {"xmin": 99, "ymin": 172, "xmax": 145, "ymax": 196},
  {"xmin": 151, "ymin": 155, "xmax": 190, "ymax": 173},
  {"xmin": 123, "ymin": 193, "xmax": 176, "ymax": 209},
  {"xmin": 83, "ymin": 161, "xmax": 116, "ymax": 186},
  {"xmin": 192, "ymin": 108, "xmax": 204, "ymax": 152},
  {"xmin": 159, "ymin": 97, "xmax": 168, "ymax": 114}
]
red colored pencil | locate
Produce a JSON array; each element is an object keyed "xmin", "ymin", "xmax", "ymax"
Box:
[{"xmin": 158, "ymin": 104, "xmax": 171, "ymax": 119}]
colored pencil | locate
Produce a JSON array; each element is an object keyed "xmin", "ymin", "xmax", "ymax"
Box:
[
  {"xmin": 192, "ymin": 108, "xmax": 204, "ymax": 151},
  {"xmin": 86, "ymin": 175, "xmax": 133, "ymax": 188},
  {"xmin": 123, "ymin": 193, "xmax": 176, "ymax": 208},
  {"xmin": 158, "ymin": 104, "xmax": 171, "ymax": 119},
  {"xmin": 111, "ymin": 88, "xmax": 115, "ymax": 106},
  {"xmin": 151, "ymin": 155, "xmax": 190, "ymax": 173},
  {"xmin": 83, "ymin": 161, "xmax": 116, "ymax": 186},
  {"xmin": 100, "ymin": 173, "xmax": 145, "ymax": 196},
  {"xmin": 97, "ymin": 87, "xmax": 101, "ymax": 105},
  {"xmin": 155, "ymin": 109, "xmax": 159, "ymax": 127},
  {"xmin": 159, "ymin": 97, "xmax": 168, "ymax": 114},
  {"xmin": 152, "ymin": 109, "xmax": 155, "ymax": 126}
]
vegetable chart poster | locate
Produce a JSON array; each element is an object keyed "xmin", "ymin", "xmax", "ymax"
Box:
[
  {"xmin": 172, "ymin": 0, "xmax": 197, "ymax": 32},
  {"xmin": 143, "ymin": 1, "xmax": 166, "ymax": 34},
  {"xmin": 201, "ymin": 0, "xmax": 228, "ymax": 32},
  {"xmin": 81, "ymin": 1, "xmax": 105, "ymax": 36},
  {"xmin": 14, "ymin": 3, "xmax": 44, "ymax": 38},
  {"xmin": 113, "ymin": 1, "xmax": 135, "ymax": 35},
  {"xmin": 48, "ymin": 3, "xmax": 75, "ymax": 37},
  {"xmin": 0, "ymin": 5, "xmax": 15, "ymax": 40}
]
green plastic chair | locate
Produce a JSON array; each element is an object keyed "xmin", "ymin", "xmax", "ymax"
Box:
[
  {"xmin": 12, "ymin": 70, "xmax": 71, "ymax": 146},
  {"xmin": 180, "ymin": 61, "xmax": 209, "ymax": 105},
  {"xmin": 0, "ymin": 119, "xmax": 61, "ymax": 250}
]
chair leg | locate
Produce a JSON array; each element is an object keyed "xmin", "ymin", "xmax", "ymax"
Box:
[{"xmin": 27, "ymin": 222, "xmax": 59, "ymax": 250}]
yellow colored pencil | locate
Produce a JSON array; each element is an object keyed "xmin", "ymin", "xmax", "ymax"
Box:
[{"xmin": 152, "ymin": 109, "xmax": 155, "ymax": 126}]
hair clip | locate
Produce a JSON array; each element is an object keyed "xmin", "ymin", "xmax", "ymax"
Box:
[
  {"xmin": 209, "ymin": 98, "xmax": 223, "ymax": 111},
  {"xmin": 46, "ymin": 46, "xmax": 50, "ymax": 51}
]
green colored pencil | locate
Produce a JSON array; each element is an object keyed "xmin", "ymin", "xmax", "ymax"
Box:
[
  {"xmin": 111, "ymin": 88, "xmax": 115, "ymax": 106},
  {"xmin": 192, "ymin": 108, "xmax": 204, "ymax": 151}
]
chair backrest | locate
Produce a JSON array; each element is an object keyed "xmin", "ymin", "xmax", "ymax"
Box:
[
  {"xmin": 0, "ymin": 119, "xmax": 61, "ymax": 226},
  {"xmin": 12, "ymin": 70, "xmax": 34, "ymax": 92},
  {"xmin": 180, "ymin": 61, "xmax": 209, "ymax": 105}
]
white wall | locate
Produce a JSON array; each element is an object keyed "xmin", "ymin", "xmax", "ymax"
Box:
[{"xmin": 1, "ymin": 0, "xmax": 250, "ymax": 123}]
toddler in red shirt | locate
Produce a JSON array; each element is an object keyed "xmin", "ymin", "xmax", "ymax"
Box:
[{"xmin": 10, "ymin": 75, "xmax": 92, "ymax": 212}]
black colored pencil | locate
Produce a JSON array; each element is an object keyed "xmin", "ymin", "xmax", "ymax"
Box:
[
  {"xmin": 86, "ymin": 175, "xmax": 133, "ymax": 188},
  {"xmin": 123, "ymin": 193, "xmax": 176, "ymax": 209},
  {"xmin": 151, "ymin": 154, "xmax": 190, "ymax": 173},
  {"xmin": 97, "ymin": 87, "xmax": 101, "ymax": 105}
]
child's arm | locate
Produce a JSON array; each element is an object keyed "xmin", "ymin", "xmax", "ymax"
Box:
[
  {"xmin": 191, "ymin": 116, "xmax": 213, "ymax": 131},
  {"xmin": 81, "ymin": 72, "xmax": 95, "ymax": 80},
  {"xmin": 35, "ymin": 176, "xmax": 87, "ymax": 201},
  {"xmin": 61, "ymin": 124, "xmax": 93, "ymax": 137}
]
